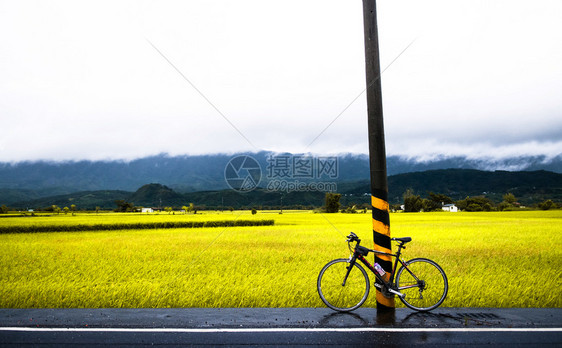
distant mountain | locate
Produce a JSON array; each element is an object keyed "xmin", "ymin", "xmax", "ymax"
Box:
[
  {"xmin": 128, "ymin": 183, "xmax": 186, "ymax": 207},
  {"xmin": 7, "ymin": 169, "xmax": 561, "ymax": 210},
  {"xmin": 183, "ymin": 189, "xmax": 325, "ymax": 210},
  {"xmin": 10, "ymin": 190, "xmax": 131, "ymax": 210},
  {"xmin": 1, "ymin": 152, "xmax": 561, "ymax": 206},
  {"xmin": 0, "ymin": 154, "xmax": 234, "ymax": 193},
  {"xmin": 0, "ymin": 187, "xmax": 72, "ymax": 205},
  {"xmin": 340, "ymin": 169, "xmax": 562, "ymax": 205}
]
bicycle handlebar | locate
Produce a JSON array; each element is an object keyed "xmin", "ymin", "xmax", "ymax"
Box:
[
  {"xmin": 347, "ymin": 232, "xmax": 411, "ymax": 248},
  {"xmin": 347, "ymin": 232, "xmax": 360, "ymax": 243}
]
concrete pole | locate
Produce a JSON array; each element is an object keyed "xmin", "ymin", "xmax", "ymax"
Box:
[{"xmin": 362, "ymin": 0, "xmax": 395, "ymax": 311}]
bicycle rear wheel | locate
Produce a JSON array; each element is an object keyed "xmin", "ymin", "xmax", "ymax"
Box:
[
  {"xmin": 395, "ymin": 258, "xmax": 448, "ymax": 311},
  {"xmin": 317, "ymin": 258, "xmax": 370, "ymax": 312}
]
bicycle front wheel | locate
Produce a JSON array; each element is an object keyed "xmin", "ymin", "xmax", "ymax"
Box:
[
  {"xmin": 317, "ymin": 258, "xmax": 370, "ymax": 312},
  {"xmin": 395, "ymin": 258, "xmax": 448, "ymax": 311}
]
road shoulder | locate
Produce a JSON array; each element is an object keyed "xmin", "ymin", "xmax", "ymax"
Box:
[{"xmin": 0, "ymin": 308, "xmax": 560, "ymax": 329}]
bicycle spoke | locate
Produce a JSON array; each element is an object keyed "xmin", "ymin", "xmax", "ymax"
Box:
[
  {"xmin": 318, "ymin": 259, "xmax": 369, "ymax": 311},
  {"xmin": 396, "ymin": 258, "xmax": 448, "ymax": 311}
]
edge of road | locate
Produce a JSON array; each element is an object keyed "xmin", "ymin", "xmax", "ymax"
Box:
[{"xmin": 0, "ymin": 308, "xmax": 560, "ymax": 329}]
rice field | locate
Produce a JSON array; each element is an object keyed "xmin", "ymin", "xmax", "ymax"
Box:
[{"xmin": 0, "ymin": 210, "xmax": 560, "ymax": 308}]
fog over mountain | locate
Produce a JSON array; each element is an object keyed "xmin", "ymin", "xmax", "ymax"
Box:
[{"xmin": 1, "ymin": 152, "xmax": 560, "ymax": 196}]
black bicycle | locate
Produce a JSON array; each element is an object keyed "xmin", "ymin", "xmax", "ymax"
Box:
[{"xmin": 317, "ymin": 232, "xmax": 448, "ymax": 312}]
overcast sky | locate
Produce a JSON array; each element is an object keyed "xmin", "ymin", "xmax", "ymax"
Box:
[{"xmin": 1, "ymin": 0, "xmax": 561, "ymax": 162}]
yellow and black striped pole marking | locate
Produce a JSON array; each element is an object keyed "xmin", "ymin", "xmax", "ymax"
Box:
[
  {"xmin": 371, "ymin": 194, "xmax": 395, "ymax": 309},
  {"xmin": 362, "ymin": 0, "xmax": 395, "ymax": 311}
]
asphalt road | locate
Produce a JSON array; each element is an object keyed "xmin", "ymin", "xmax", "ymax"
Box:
[{"xmin": 1, "ymin": 308, "xmax": 560, "ymax": 347}]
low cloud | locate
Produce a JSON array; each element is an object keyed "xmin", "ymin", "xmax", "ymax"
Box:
[{"xmin": 0, "ymin": 1, "xmax": 560, "ymax": 164}]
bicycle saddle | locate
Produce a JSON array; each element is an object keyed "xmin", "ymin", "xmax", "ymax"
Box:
[{"xmin": 392, "ymin": 237, "xmax": 412, "ymax": 243}]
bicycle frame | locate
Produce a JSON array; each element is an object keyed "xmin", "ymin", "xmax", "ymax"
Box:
[{"xmin": 346, "ymin": 243, "xmax": 420, "ymax": 292}]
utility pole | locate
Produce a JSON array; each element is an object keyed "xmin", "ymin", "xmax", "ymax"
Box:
[{"xmin": 362, "ymin": 0, "xmax": 395, "ymax": 311}]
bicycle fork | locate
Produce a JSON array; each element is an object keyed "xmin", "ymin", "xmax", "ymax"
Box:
[{"xmin": 342, "ymin": 258, "xmax": 356, "ymax": 286}]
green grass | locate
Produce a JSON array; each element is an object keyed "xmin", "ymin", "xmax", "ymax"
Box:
[
  {"xmin": 0, "ymin": 218, "xmax": 274, "ymax": 233},
  {"xmin": 0, "ymin": 210, "xmax": 560, "ymax": 308},
  {"xmin": 0, "ymin": 211, "xmax": 262, "ymax": 227}
]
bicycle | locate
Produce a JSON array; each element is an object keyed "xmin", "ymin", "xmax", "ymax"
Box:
[{"xmin": 317, "ymin": 232, "xmax": 448, "ymax": 312}]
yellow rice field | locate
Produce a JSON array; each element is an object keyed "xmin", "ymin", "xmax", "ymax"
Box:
[{"xmin": 0, "ymin": 210, "xmax": 560, "ymax": 308}]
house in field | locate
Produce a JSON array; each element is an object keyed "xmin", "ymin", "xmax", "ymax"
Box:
[
  {"xmin": 141, "ymin": 207, "xmax": 154, "ymax": 213},
  {"xmin": 442, "ymin": 204, "xmax": 458, "ymax": 212}
]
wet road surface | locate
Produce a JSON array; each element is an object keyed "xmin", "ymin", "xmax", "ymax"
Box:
[{"xmin": 1, "ymin": 308, "xmax": 560, "ymax": 347}]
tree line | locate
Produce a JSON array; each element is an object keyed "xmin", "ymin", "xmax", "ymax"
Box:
[
  {"xmin": 323, "ymin": 191, "xmax": 559, "ymax": 214},
  {"xmin": 400, "ymin": 191, "xmax": 558, "ymax": 212},
  {"xmin": 1, "ymin": 191, "xmax": 559, "ymax": 215}
]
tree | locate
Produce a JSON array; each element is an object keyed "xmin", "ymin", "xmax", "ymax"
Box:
[
  {"xmin": 325, "ymin": 193, "xmax": 341, "ymax": 213},
  {"xmin": 403, "ymin": 189, "xmax": 423, "ymax": 212},
  {"xmin": 497, "ymin": 201, "xmax": 511, "ymax": 211},
  {"xmin": 182, "ymin": 203, "xmax": 195, "ymax": 214},
  {"xmin": 164, "ymin": 207, "xmax": 173, "ymax": 214},
  {"xmin": 456, "ymin": 196, "xmax": 494, "ymax": 212},
  {"xmin": 418, "ymin": 192, "xmax": 455, "ymax": 212},
  {"xmin": 182, "ymin": 206, "xmax": 188, "ymax": 214},
  {"xmin": 95, "ymin": 206, "xmax": 100, "ymax": 214},
  {"xmin": 466, "ymin": 203, "xmax": 483, "ymax": 212},
  {"xmin": 422, "ymin": 198, "xmax": 440, "ymax": 212},
  {"xmin": 63, "ymin": 207, "xmax": 70, "ymax": 215},
  {"xmin": 114, "ymin": 200, "xmax": 134, "ymax": 212},
  {"xmin": 0, "ymin": 205, "xmax": 9, "ymax": 214},
  {"xmin": 70, "ymin": 204, "xmax": 77, "ymax": 216},
  {"xmin": 251, "ymin": 208, "xmax": 257, "ymax": 215},
  {"xmin": 497, "ymin": 193, "xmax": 518, "ymax": 211},
  {"xmin": 428, "ymin": 192, "xmax": 454, "ymax": 205},
  {"xmin": 342, "ymin": 204, "xmax": 357, "ymax": 214},
  {"xmin": 503, "ymin": 193, "xmax": 517, "ymax": 204},
  {"xmin": 538, "ymin": 199, "xmax": 557, "ymax": 210}
]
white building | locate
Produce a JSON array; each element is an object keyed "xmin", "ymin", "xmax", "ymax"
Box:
[
  {"xmin": 141, "ymin": 207, "xmax": 154, "ymax": 213},
  {"xmin": 442, "ymin": 204, "xmax": 458, "ymax": 212}
]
